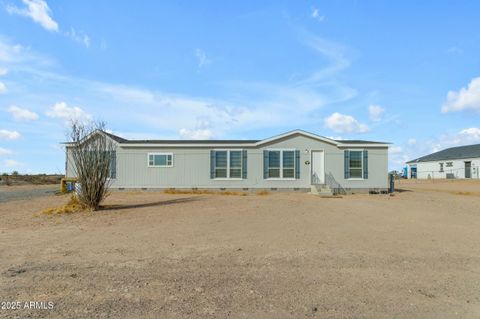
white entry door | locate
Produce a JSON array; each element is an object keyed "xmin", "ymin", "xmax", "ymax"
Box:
[{"xmin": 311, "ymin": 150, "xmax": 325, "ymax": 184}]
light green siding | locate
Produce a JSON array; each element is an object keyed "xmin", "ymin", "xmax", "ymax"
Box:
[{"xmin": 65, "ymin": 133, "xmax": 387, "ymax": 190}]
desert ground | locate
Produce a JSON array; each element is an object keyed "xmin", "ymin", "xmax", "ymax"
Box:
[{"xmin": 1, "ymin": 180, "xmax": 479, "ymax": 318}]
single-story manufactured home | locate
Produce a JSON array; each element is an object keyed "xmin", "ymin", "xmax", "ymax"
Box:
[
  {"xmin": 65, "ymin": 129, "xmax": 390, "ymax": 194},
  {"xmin": 406, "ymin": 143, "xmax": 480, "ymax": 179}
]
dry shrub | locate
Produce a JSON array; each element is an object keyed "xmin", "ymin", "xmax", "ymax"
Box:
[
  {"xmin": 164, "ymin": 188, "xmax": 248, "ymax": 196},
  {"xmin": 222, "ymin": 191, "xmax": 248, "ymax": 196},
  {"xmin": 41, "ymin": 195, "xmax": 86, "ymax": 215},
  {"xmin": 69, "ymin": 121, "xmax": 115, "ymax": 210},
  {"xmin": 454, "ymin": 191, "xmax": 477, "ymax": 196},
  {"xmin": 256, "ymin": 190, "xmax": 269, "ymax": 196}
]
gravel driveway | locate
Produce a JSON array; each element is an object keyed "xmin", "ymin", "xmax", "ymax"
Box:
[{"xmin": 0, "ymin": 185, "xmax": 59, "ymax": 203}]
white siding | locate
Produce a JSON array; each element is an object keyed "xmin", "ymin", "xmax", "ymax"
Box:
[{"xmin": 408, "ymin": 158, "xmax": 480, "ymax": 179}]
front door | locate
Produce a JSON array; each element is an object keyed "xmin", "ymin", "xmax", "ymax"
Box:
[
  {"xmin": 465, "ymin": 161, "xmax": 471, "ymax": 178},
  {"xmin": 311, "ymin": 150, "xmax": 325, "ymax": 184}
]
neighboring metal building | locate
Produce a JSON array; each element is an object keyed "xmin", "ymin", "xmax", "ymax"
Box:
[
  {"xmin": 406, "ymin": 144, "xmax": 480, "ymax": 179},
  {"xmin": 65, "ymin": 129, "xmax": 390, "ymax": 194}
]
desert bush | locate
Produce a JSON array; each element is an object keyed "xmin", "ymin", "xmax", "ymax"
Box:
[
  {"xmin": 256, "ymin": 190, "xmax": 269, "ymax": 196},
  {"xmin": 69, "ymin": 121, "xmax": 115, "ymax": 210},
  {"xmin": 41, "ymin": 194, "xmax": 85, "ymax": 215}
]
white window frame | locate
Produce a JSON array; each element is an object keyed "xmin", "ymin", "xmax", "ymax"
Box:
[
  {"xmin": 213, "ymin": 149, "xmax": 243, "ymax": 180},
  {"xmin": 147, "ymin": 152, "xmax": 174, "ymax": 167},
  {"xmin": 348, "ymin": 149, "xmax": 364, "ymax": 180},
  {"xmin": 266, "ymin": 149, "xmax": 296, "ymax": 180}
]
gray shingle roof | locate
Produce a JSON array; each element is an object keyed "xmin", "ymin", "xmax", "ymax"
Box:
[
  {"xmin": 407, "ymin": 144, "xmax": 480, "ymax": 163},
  {"xmin": 335, "ymin": 139, "xmax": 389, "ymax": 144},
  {"xmin": 93, "ymin": 130, "xmax": 387, "ymax": 146},
  {"xmin": 103, "ymin": 131, "xmax": 128, "ymax": 143},
  {"xmin": 121, "ymin": 139, "xmax": 260, "ymax": 144}
]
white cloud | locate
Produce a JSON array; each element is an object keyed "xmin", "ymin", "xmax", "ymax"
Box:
[
  {"xmin": 97, "ymin": 84, "xmax": 155, "ymax": 104},
  {"xmin": 0, "ymin": 81, "xmax": 6, "ymax": 94},
  {"xmin": 4, "ymin": 159, "xmax": 22, "ymax": 167},
  {"xmin": 0, "ymin": 67, "xmax": 7, "ymax": 76},
  {"xmin": 407, "ymin": 138, "xmax": 417, "ymax": 145},
  {"xmin": 387, "ymin": 145, "xmax": 406, "ymax": 169},
  {"xmin": 6, "ymin": 0, "xmax": 58, "ymax": 32},
  {"xmin": 179, "ymin": 118, "xmax": 216, "ymax": 140},
  {"xmin": 0, "ymin": 30, "xmax": 357, "ymax": 144},
  {"xmin": 311, "ymin": 8, "xmax": 325, "ymax": 22},
  {"xmin": 0, "ymin": 148, "xmax": 13, "ymax": 156},
  {"xmin": 0, "ymin": 39, "xmax": 23, "ymax": 63},
  {"xmin": 447, "ymin": 46, "xmax": 463, "ymax": 55},
  {"xmin": 458, "ymin": 127, "xmax": 480, "ymax": 141},
  {"xmin": 84, "ymin": 35, "xmax": 90, "ymax": 48},
  {"xmin": 441, "ymin": 77, "xmax": 480, "ymax": 113},
  {"xmin": 299, "ymin": 32, "xmax": 350, "ymax": 83},
  {"xmin": 0, "ymin": 129, "xmax": 21, "ymax": 140},
  {"xmin": 65, "ymin": 28, "xmax": 90, "ymax": 48},
  {"xmin": 195, "ymin": 48, "xmax": 211, "ymax": 69},
  {"xmin": 45, "ymin": 102, "xmax": 91, "ymax": 123},
  {"xmin": 324, "ymin": 112, "xmax": 369, "ymax": 133},
  {"xmin": 368, "ymin": 104, "xmax": 385, "ymax": 122},
  {"xmin": 389, "ymin": 145, "xmax": 402, "ymax": 154},
  {"xmin": 7, "ymin": 105, "xmax": 39, "ymax": 121},
  {"xmin": 0, "ymin": 37, "xmax": 54, "ymax": 68},
  {"xmin": 179, "ymin": 128, "xmax": 215, "ymax": 140}
]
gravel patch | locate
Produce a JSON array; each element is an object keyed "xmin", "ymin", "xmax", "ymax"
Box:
[{"xmin": 0, "ymin": 185, "xmax": 59, "ymax": 203}]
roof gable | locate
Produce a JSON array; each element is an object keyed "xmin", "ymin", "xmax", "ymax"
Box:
[{"xmin": 255, "ymin": 129, "xmax": 338, "ymax": 146}]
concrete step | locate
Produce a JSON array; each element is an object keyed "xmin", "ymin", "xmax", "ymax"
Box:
[{"xmin": 310, "ymin": 184, "xmax": 333, "ymax": 196}]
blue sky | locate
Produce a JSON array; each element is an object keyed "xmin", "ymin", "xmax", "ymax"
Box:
[{"xmin": 1, "ymin": 0, "xmax": 480, "ymax": 174}]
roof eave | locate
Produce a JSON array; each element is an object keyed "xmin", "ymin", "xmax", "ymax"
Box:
[{"xmin": 119, "ymin": 143, "xmax": 258, "ymax": 148}]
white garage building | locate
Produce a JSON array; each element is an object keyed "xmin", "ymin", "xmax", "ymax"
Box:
[{"xmin": 406, "ymin": 144, "xmax": 480, "ymax": 179}]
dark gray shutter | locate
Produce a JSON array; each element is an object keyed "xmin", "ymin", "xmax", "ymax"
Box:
[
  {"xmin": 242, "ymin": 150, "xmax": 247, "ymax": 179},
  {"xmin": 344, "ymin": 150, "xmax": 350, "ymax": 179},
  {"xmin": 363, "ymin": 150, "xmax": 368, "ymax": 179},
  {"xmin": 210, "ymin": 150, "xmax": 215, "ymax": 179},
  {"xmin": 110, "ymin": 151, "xmax": 116, "ymax": 179},
  {"xmin": 295, "ymin": 150, "xmax": 300, "ymax": 179},
  {"xmin": 263, "ymin": 150, "xmax": 269, "ymax": 179}
]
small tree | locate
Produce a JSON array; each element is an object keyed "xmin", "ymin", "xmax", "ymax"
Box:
[
  {"xmin": 2, "ymin": 172, "xmax": 10, "ymax": 186},
  {"xmin": 69, "ymin": 121, "xmax": 115, "ymax": 210}
]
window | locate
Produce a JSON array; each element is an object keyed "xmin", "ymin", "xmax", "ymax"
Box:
[
  {"xmin": 148, "ymin": 153, "xmax": 173, "ymax": 167},
  {"xmin": 446, "ymin": 162, "xmax": 453, "ymax": 167},
  {"xmin": 267, "ymin": 150, "xmax": 296, "ymax": 179},
  {"xmin": 109, "ymin": 151, "xmax": 116, "ymax": 179},
  {"xmin": 349, "ymin": 151, "xmax": 363, "ymax": 178},
  {"xmin": 282, "ymin": 151, "xmax": 295, "ymax": 178},
  {"xmin": 214, "ymin": 150, "xmax": 243, "ymax": 179},
  {"xmin": 215, "ymin": 151, "xmax": 228, "ymax": 178},
  {"xmin": 439, "ymin": 163, "xmax": 444, "ymax": 172},
  {"xmin": 229, "ymin": 150, "xmax": 242, "ymax": 178},
  {"xmin": 268, "ymin": 151, "xmax": 280, "ymax": 178}
]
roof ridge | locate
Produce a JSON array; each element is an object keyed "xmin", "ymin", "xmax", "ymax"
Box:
[{"xmin": 407, "ymin": 143, "xmax": 480, "ymax": 163}]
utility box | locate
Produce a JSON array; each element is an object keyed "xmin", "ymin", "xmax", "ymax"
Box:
[{"xmin": 388, "ymin": 173, "xmax": 395, "ymax": 193}]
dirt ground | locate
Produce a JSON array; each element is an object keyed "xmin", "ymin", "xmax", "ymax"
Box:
[{"xmin": 1, "ymin": 180, "xmax": 480, "ymax": 318}]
